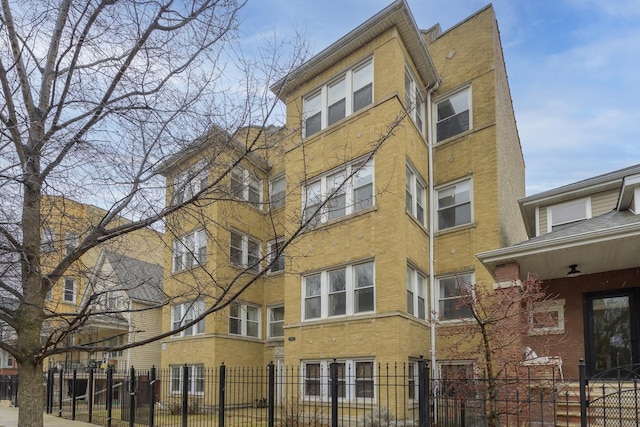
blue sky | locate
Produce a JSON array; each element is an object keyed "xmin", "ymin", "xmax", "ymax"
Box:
[{"xmin": 238, "ymin": 0, "xmax": 640, "ymax": 195}]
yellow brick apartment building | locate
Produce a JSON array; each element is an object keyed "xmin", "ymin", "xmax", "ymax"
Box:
[{"xmin": 159, "ymin": 0, "xmax": 526, "ymax": 396}]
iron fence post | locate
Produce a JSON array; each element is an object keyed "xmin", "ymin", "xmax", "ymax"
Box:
[
  {"xmin": 182, "ymin": 364, "xmax": 189, "ymax": 427},
  {"xmin": 12, "ymin": 374, "xmax": 18, "ymax": 408},
  {"xmin": 330, "ymin": 359, "xmax": 338, "ymax": 427},
  {"xmin": 418, "ymin": 356, "xmax": 430, "ymax": 427},
  {"xmin": 58, "ymin": 369, "xmax": 63, "ymax": 417},
  {"xmin": 88, "ymin": 368, "xmax": 94, "ymax": 423},
  {"xmin": 129, "ymin": 366, "xmax": 136, "ymax": 427},
  {"xmin": 107, "ymin": 366, "xmax": 113, "ymax": 427},
  {"xmin": 218, "ymin": 363, "xmax": 226, "ymax": 427},
  {"xmin": 149, "ymin": 366, "xmax": 156, "ymax": 427},
  {"xmin": 268, "ymin": 362, "xmax": 275, "ymax": 427},
  {"xmin": 579, "ymin": 358, "xmax": 587, "ymax": 427},
  {"xmin": 72, "ymin": 368, "xmax": 77, "ymax": 420},
  {"xmin": 46, "ymin": 369, "xmax": 53, "ymax": 414}
]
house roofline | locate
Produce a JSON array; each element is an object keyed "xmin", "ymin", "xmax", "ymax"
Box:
[
  {"xmin": 477, "ymin": 221, "xmax": 640, "ymax": 266},
  {"xmin": 270, "ymin": 0, "xmax": 439, "ymax": 100}
]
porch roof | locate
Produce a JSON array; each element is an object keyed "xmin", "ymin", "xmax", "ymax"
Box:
[{"xmin": 478, "ymin": 210, "xmax": 640, "ymax": 280}]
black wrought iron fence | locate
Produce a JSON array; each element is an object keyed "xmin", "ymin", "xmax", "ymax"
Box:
[
  {"xmin": 0, "ymin": 375, "xmax": 18, "ymax": 405},
  {"xmin": 40, "ymin": 359, "xmax": 640, "ymax": 427}
]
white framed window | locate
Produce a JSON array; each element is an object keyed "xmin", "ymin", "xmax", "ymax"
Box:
[
  {"xmin": 407, "ymin": 266, "xmax": 427, "ymax": 320},
  {"xmin": 546, "ymin": 198, "xmax": 591, "ymax": 232},
  {"xmin": 436, "ymin": 88, "xmax": 471, "ymax": 142},
  {"xmin": 303, "ymin": 158, "xmax": 374, "ymax": 226},
  {"xmin": 42, "ymin": 227, "xmax": 55, "ymax": 253},
  {"xmin": 404, "ymin": 66, "xmax": 425, "ymax": 133},
  {"xmin": 170, "ymin": 364, "xmax": 205, "ymax": 395},
  {"xmin": 302, "ymin": 359, "xmax": 375, "ymax": 401},
  {"xmin": 437, "ymin": 273, "xmax": 474, "ymax": 321},
  {"xmin": 171, "ymin": 300, "xmax": 205, "ymax": 337},
  {"xmin": 106, "ymin": 291, "xmax": 121, "ymax": 310},
  {"xmin": 529, "ymin": 299, "xmax": 565, "ymax": 335},
  {"xmin": 106, "ymin": 335, "xmax": 124, "ymax": 358},
  {"xmin": 173, "ymin": 161, "xmax": 208, "ymax": 205},
  {"xmin": 268, "ymin": 305, "xmax": 284, "ymax": 339},
  {"xmin": 269, "ymin": 175, "xmax": 285, "ymax": 210},
  {"xmin": 229, "ymin": 302, "xmax": 261, "ymax": 338},
  {"xmin": 172, "ymin": 229, "xmax": 207, "ymax": 272},
  {"xmin": 45, "ymin": 287, "xmax": 53, "ymax": 301},
  {"xmin": 267, "ymin": 238, "xmax": 285, "ymax": 273},
  {"xmin": 0, "ymin": 351, "xmax": 14, "ymax": 369},
  {"xmin": 303, "ymin": 58, "xmax": 373, "ymax": 137},
  {"xmin": 406, "ymin": 164, "xmax": 426, "ymax": 226},
  {"xmin": 437, "ymin": 179, "xmax": 472, "ymax": 231},
  {"xmin": 407, "ymin": 360, "xmax": 421, "ymax": 401},
  {"xmin": 229, "ymin": 231, "xmax": 262, "ymax": 272},
  {"xmin": 302, "ymin": 261, "xmax": 374, "ymax": 321},
  {"xmin": 231, "ymin": 166, "xmax": 262, "ymax": 206},
  {"xmin": 65, "ymin": 232, "xmax": 78, "ymax": 255},
  {"xmin": 63, "ymin": 278, "xmax": 76, "ymax": 303}
]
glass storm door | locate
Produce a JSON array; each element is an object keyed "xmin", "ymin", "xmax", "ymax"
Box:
[{"xmin": 585, "ymin": 290, "xmax": 639, "ymax": 376}]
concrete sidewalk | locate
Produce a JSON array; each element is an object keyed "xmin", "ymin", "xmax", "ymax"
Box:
[{"xmin": 0, "ymin": 405, "xmax": 97, "ymax": 427}]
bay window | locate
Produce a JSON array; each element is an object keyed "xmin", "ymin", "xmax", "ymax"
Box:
[
  {"xmin": 229, "ymin": 302, "xmax": 261, "ymax": 338},
  {"xmin": 302, "ymin": 261, "xmax": 374, "ymax": 320},
  {"xmin": 303, "ymin": 158, "xmax": 374, "ymax": 226},
  {"xmin": 303, "ymin": 58, "xmax": 373, "ymax": 137},
  {"xmin": 229, "ymin": 231, "xmax": 261, "ymax": 272},
  {"xmin": 171, "ymin": 300, "xmax": 205, "ymax": 337},
  {"xmin": 172, "ymin": 229, "xmax": 207, "ymax": 272}
]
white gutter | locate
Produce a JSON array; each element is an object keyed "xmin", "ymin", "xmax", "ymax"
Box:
[{"xmin": 426, "ymin": 82, "xmax": 439, "ymax": 383}]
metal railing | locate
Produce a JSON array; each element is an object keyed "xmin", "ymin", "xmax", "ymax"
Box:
[{"xmin": 40, "ymin": 359, "xmax": 640, "ymax": 427}]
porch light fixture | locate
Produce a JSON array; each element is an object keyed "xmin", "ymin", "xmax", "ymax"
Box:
[{"xmin": 567, "ymin": 264, "xmax": 581, "ymax": 277}]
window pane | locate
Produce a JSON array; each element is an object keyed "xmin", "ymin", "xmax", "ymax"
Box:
[
  {"xmin": 405, "ymin": 169, "xmax": 413, "ymax": 213},
  {"xmin": 247, "ymin": 306, "xmax": 260, "ymax": 338},
  {"xmin": 328, "ymin": 78, "xmax": 346, "ymax": 126},
  {"xmin": 248, "ymin": 239, "xmax": 260, "ymax": 271},
  {"xmin": 305, "ymin": 363, "xmax": 321, "ymax": 396},
  {"xmin": 248, "ymin": 176, "xmax": 261, "ymax": 205},
  {"xmin": 329, "ymin": 269, "xmax": 346, "ymax": 316},
  {"xmin": 304, "ymin": 93, "xmax": 322, "ymax": 137},
  {"xmin": 438, "ymin": 92, "xmax": 467, "ymax": 139},
  {"xmin": 550, "ymin": 199, "xmax": 587, "ymax": 227},
  {"xmin": 355, "ymin": 361, "xmax": 374, "ymax": 398},
  {"xmin": 353, "ymin": 62, "xmax": 373, "ymax": 112},
  {"xmin": 305, "ymin": 274, "xmax": 321, "ymax": 319},
  {"xmin": 231, "ymin": 168, "xmax": 244, "ymax": 198},
  {"xmin": 353, "ymin": 162, "xmax": 373, "ymax": 211},
  {"xmin": 354, "ymin": 263, "xmax": 374, "ymax": 313},
  {"xmin": 230, "ymin": 232, "xmax": 243, "ymax": 265},
  {"xmin": 270, "ymin": 176, "xmax": 285, "ymax": 209},
  {"xmin": 304, "ymin": 181, "xmax": 322, "ymax": 225},
  {"xmin": 328, "ymin": 170, "xmax": 347, "ymax": 219},
  {"xmin": 269, "ymin": 307, "xmax": 284, "ymax": 338}
]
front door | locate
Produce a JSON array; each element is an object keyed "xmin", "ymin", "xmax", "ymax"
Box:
[{"xmin": 584, "ymin": 289, "xmax": 640, "ymax": 376}]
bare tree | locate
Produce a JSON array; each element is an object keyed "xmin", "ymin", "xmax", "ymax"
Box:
[
  {"xmin": 0, "ymin": 2, "xmax": 412, "ymax": 426},
  {"xmin": 435, "ymin": 275, "xmax": 559, "ymax": 427}
]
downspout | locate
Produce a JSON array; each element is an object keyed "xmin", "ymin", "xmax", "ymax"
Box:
[
  {"xmin": 426, "ymin": 80, "xmax": 440, "ymax": 383},
  {"xmin": 127, "ymin": 300, "xmax": 132, "ymax": 370}
]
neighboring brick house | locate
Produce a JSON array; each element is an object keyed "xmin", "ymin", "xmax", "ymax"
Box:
[
  {"xmin": 159, "ymin": 0, "xmax": 526, "ymax": 401},
  {"xmin": 479, "ymin": 163, "xmax": 640, "ymax": 379}
]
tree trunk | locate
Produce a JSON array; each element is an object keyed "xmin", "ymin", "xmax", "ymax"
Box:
[{"xmin": 17, "ymin": 360, "xmax": 44, "ymax": 427}]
